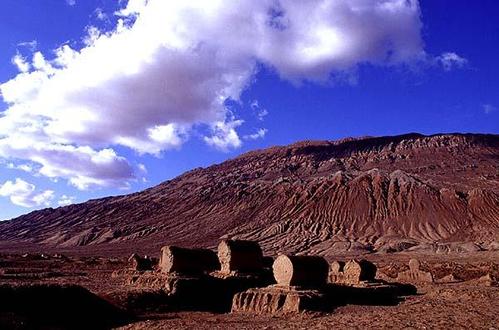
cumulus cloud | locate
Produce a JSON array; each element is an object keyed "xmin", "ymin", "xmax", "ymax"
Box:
[
  {"xmin": 0, "ymin": 178, "xmax": 54, "ymax": 208},
  {"xmin": 65, "ymin": 0, "xmax": 76, "ymax": 6},
  {"xmin": 435, "ymin": 52, "xmax": 468, "ymax": 71},
  {"xmin": 0, "ymin": 138, "xmax": 134, "ymax": 190},
  {"xmin": 204, "ymin": 120, "xmax": 244, "ymax": 151},
  {"xmin": 0, "ymin": 0, "xmax": 425, "ymax": 189},
  {"xmin": 11, "ymin": 54, "xmax": 31, "ymax": 73}
]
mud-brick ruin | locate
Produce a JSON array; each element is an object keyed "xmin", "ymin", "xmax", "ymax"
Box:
[
  {"xmin": 122, "ymin": 240, "xmax": 416, "ymax": 314},
  {"xmin": 159, "ymin": 246, "xmax": 219, "ymax": 275},
  {"xmin": 273, "ymin": 255, "xmax": 329, "ymax": 288},
  {"xmin": 329, "ymin": 259, "xmax": 378, "ymax": 286},
  {"xmin": 217, "ymin": 240, "xmax": 264, "ymax": 275},
  {"xmin": 396, "ymin": 258, "xmax": 434, "ymax": 283},
  {"xmin": 232, "ymin": 255, "xmax": 331, "ymax": 313}
]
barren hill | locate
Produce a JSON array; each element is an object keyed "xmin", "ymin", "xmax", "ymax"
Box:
[{"xmin": 0, "ymin": 133, "xmax": 498, "ymax": 256}]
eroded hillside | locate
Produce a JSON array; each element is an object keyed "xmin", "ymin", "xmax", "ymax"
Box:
[{"xmin": 0, "ymin": 133, "xmax": 497, "ymax": 256}]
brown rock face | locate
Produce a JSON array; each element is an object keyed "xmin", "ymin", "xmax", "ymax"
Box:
[{"xmin": 0, "ymin": 133, "xmax": 498, "ymax": 256}]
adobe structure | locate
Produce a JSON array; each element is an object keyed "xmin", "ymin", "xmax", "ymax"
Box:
[
  {"xmin": 217, "ymin": 240, "xmax": 264, "ymax": 275},
  {"xmin": 273, "ymin": 255, "xmax": 329, "ymax": 288},
  {"xmin": 119, "ymin": 240, "xmax": 412, "ymax": 314},
  {"xmin": 328, "ymin": 259, "xmax": 377, "ymax": 286},
  {"xmin": 232, "ymin": 255, "xmax": 330, "ymax": 314},
  {"xmin": 124, "ymin": 241, "xmax": 274, "ymax": 312},
  {"xmin": 329, "ymin": 261, "xmax": 346, "ymax": 283},
  {"xmin": 396, "ymin": 258, "xmax": 434, "ymax": 283},
  {"xmin": 128, "ymin": 254, "xmax": 154, "ymax": 272},
  {"xmin": 159, "ymin": 246, "xmax": 219, "ymax": 276}
]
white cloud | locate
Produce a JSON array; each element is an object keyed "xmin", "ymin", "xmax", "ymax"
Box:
[
  {"xmin": 0, "ymin": 0, "xmax": 425, "ymax": 188},
  {"xmin": 0, "ymin": 178, "xmax": 54, "ymax": 208},
  {"xmin": 94, "ymin": 8, "xmax": 108, "ymax": 21},
  {"xmin": 17, "ymin": 40, "xmax": 38, "ymax": 51},
  {"xmin": 244, "ymin": 128, "xmax": 268, "ymax": 141},
  {"xmin": 435, "ymin": 52, "xmax": 468, "ymax": 71},
  {"xmin": 58, "ymin": 194, "xmax": 76, "ymax": 206},
  {"xmin": 0, "ymin": 140, "xmax": 134, "ymax": 190},
  {"xmin": 116, "ymin": 123, "xmax": 188, "ymax": 156},
  {"xmin": 137, "ymin": 163, "xmax": 148, "ymax": 182},
  {"xmin": 137, "ymin": 163, "xmax": 147, "ymax": 173},
  {"xmin": 7, "ymin": 162, "xmax": 35, "ymax": 173},
  {"xmin": 251, "ymin": 100, "xmax": 268, "ymax": 121},
  {"xmin": 204, "ymin": 120, "xmax": 244, "ymax": 151},
  {"xmin": 66, "ymin": 0, "xmax": 76, "ymax": 6},
  {"xmin": 11, "ymin": 54, "xmax": 30, "ymax": 73},
  {"xmin": 482, "ymin": 104, "xmax": 496, "ymax": 114}
]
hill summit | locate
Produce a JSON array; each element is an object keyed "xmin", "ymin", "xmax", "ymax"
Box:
[{"xmin": 0, "ymin": 133, "xmax": 498, "ymax": 256}]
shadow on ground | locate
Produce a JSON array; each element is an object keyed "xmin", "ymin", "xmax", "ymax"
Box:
[{"xmin": 0, "ymin": 284, "xmax": 132, "ymax": 330}]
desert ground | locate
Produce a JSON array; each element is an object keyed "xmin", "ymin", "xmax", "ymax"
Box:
[
  {"xmin": 0, "ymin": 135, "xmax": 497, "ymax": 329},
  {"xmin": 1, "ymin": 250, "xmax": 497, "ymax": 330}
]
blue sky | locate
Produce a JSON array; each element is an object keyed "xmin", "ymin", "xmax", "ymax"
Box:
[{"xmin": 0, "ymin": 0, "xmax": 497, "ymax": 220}]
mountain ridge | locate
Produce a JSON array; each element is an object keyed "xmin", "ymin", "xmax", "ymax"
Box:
[{"xmin": 0, "ymin": 132, "xmax": 498, "ymax": 256}]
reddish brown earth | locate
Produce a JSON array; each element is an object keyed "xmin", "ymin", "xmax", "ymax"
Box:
[
  {"xmin": 0, "ymin": 133, "xmax": 498, "ymax": 257},
  {"xmin": 0, "ymin": 253, "xmax": 497, "ymax": 329},
  {"xmin": 1, "ymin": 132, "xmax": 497, "ymax": 329}
]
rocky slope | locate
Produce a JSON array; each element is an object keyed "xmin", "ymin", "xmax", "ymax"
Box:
[{"xmin": 0, "ymin": 133, "xmax": 498, "ymax": 256}]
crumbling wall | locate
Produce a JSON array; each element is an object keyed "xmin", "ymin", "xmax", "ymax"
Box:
[
  {"xmin": 218, "ymin": 240, "xmax": 264, "ymax": 274},
  {"xmin": 159, "ymin": 246, "xmax": 219, "ymax": 275},
  {"xmin": 128, "ymin": 254, "xmax": 154, "ymax": 271},
  {"xmin": 396, "ymin": 258, "xmax": 434, "ymax": 283},
  {"xmin": 273, "ymin": 255, "xmax": 329, "ymax": 288},
  {"xmin": 344, "ymin": 259, "xmax": 377, "ymax": 283},
  {"xmin": 329, "ymin": 259, "xmax": 377, "ymax": 285}
]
